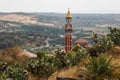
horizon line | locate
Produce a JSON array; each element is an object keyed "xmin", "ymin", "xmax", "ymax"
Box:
[{"xmin": 1, "ymin": 11, "xmax": 120, "ymax": 14}]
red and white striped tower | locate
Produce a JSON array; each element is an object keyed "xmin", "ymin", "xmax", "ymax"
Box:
[{"xmin": 65, "ymin": 9, "xmax": 72, "ymax": 52}]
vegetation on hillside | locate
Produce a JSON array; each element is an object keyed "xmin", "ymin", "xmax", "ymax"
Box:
[
  {"xmin": 108, "ymin": 27, "xmax": 120, "ymax": 45},
  {"xmin": 78, "ymin": 55, "xmax": 120, "ymax": 80},
  {"xmin": 0, "ymin": 27, "xmax": 120, "ymax": 80}
]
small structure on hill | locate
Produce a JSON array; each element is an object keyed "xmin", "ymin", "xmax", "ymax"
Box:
[{"xmin": 75, "ymin": 38, "xmax": 88, "ymax": 48}]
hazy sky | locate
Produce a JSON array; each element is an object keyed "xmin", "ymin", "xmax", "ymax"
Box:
[{"xmin": 0, "ymin": 0, "xmax": 120, "ymax": 13}]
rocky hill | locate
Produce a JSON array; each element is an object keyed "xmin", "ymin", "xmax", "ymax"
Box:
[
  {"xmin": 0, "ymin": 13, "xmax": 38, "ymax": 24},
  {"xmin": 0, "ymin": 13, "xmax": 54, "ymax": 27},
  {"xmin": 0, "ymin": 46, "xmax": 37, "ymax": 62}
]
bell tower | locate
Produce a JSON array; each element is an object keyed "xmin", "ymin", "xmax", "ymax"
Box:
[{"xmin": 65, "ymin": 9, "xmax": 72, "ymax": 52}]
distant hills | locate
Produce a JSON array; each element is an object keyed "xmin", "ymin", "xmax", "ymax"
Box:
[
  {"xmin": 1, "ymin": 12, "xmax": 120, "ymax": 28},
  {"xmin": 0, "ymin": 13, "xmax": 38, "ymax": 24},
  {"xmin": 1, "ymin": 12, "xmax": 120, "ymax": 51},
  {"xmin": 0, "ymin": 13, "xmax": 54, "ymax": 27}
]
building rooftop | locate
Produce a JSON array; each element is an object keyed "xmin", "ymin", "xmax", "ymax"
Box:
[{"xmin": 75, "ymin": 38, "xmax": 88, "ymax": 47}]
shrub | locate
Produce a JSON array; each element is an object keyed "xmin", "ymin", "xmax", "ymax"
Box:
[
  {"xmin": 53, "ymin": 47, "xmax": 88, "ymax": 69},
  {"xmin": 92, "ymin": 33, "xmax": 114, "ymax": 53},
  {"xmin": 36, "ymin": 51, "xmax": 46, "ymax": 59},
  {"xmin": 7, "ymin": 62, "xmax": 28, "ymax": 80},
  {"xmin": 54, "ymin": 50, "xmax": 68, "ymax": 68},
  {"xmin": 0, "ymin": 62, "xmax": 8, "ymax": 80},
  {"xmin": 0, "ymin": 61, "xmax": 28, "ymax": 80},
  {"xmin": 0, "ymin": 62, "xmax": 8, "ymax": 73},
  {"xmin": 72, "ymin": 46, "xmax": 88, "ymax": 65},
  {"xmin": 108, "ymin": 27, "xmax": 120, "ymax": 45},
  {"xmin": 0, "ymin": 72, "xmax": 7, "ymax": 80},
  {"xmin": 78, "ymin": 55, "xmax": 119, "ymax": 80},
  {"xmin": 27, "ymin": 51, "xmax": 57, "ymax": 79}
]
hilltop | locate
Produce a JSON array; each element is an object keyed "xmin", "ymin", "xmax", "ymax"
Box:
[
  {"xmin": 0, "ymin": 13, "xmax": 54, "ymax": 27},
  {"xmin": 0, "ymin": 13, "xmax": 38, "ymax": 24},
  {"xmin": 0, "ymin": 46, "xmax": 37, "ymax": 62},
  {"xmin": 1, "ymin": 13, "xmax": 120, "ymax": 28}
]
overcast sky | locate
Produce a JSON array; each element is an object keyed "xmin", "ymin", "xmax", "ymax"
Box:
[{"xmin": 0, "ymin": 0, "xmax": 120, "ymax": 13}]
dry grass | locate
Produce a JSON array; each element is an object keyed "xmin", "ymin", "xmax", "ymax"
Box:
[
  {"xmin": 48, "ymin": 66, "xmax": 78, "ymax": 80},
  {"xmin": 0, "ymin": 46, "xmax": 36, "ymax": 62},
  {"xmin": 107, "ymin": 46, "xmax": 120, "ymax": 56},
  {"xmin": 102, "ymin": 46, "xmax": 120, "ymax": 77},
  {"xmin": 48, "ymin": 58, "xmax": 88, "ymax": 80}
]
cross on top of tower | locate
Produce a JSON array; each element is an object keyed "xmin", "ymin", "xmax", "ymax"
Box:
[{"xmin": 66, "ymin": 8, "xmax": 72, "ymax": 19}]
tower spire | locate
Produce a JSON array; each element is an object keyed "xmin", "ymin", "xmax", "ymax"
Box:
[{"xmin": 66, "ymin": 8, "xmax": 72, "ymax": 19}]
